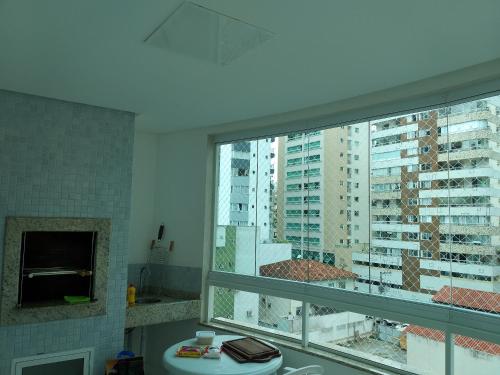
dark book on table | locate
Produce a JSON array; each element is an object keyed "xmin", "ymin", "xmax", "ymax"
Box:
[{"xmin": 222, "ymin": 337, "xmax": 281, "ymax": 363}]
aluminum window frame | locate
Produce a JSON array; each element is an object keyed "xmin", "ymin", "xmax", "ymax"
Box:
[
  {"xmin": 204, "ymin": 85, "xmax": 500, "ymax": 375},
  {"xmin": 206, "ymin": 271, "xmax": 499, "ymax": 375}
]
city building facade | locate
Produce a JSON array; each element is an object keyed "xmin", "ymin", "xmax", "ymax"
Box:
[
  {"xmin": 353, "ymin": 99, "xmax": 500, "ymax": 301},
  {"xmin": 275, "ymin": 127, "xmax": 369, "ymax": 270}
]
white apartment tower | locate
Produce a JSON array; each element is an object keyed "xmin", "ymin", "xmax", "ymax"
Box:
[
  {"xmin": 353, "ymin": 98, "xmax": 500, "ymax": 301},
  {"xmin": 218, "ymin": 139, "xmax": 272, "ymax": 240},
  {"xmin": 276, "ymin": 126, "xmax": 370, "ymax": 269}
]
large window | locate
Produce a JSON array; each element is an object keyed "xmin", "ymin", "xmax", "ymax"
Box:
[{"xmin": 210, "ymin": 96, "xmax": 500, "ymax": 374}]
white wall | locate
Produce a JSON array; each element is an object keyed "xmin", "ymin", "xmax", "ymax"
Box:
[
  {"xmin": 154, "ymin": 128, "xmax": 211, "ymax": 268},
  {"xmin": 308, "ymin": 312, "xmax": 373, "ymax": 344},
  {"xmin": 406, "ymin": 334, "xmax": 500, "ymax": 375},
  {"xmin": 152, "ymin": 128, "xmax": 287, "ymax": 268},
  {"xmin": 128, "ymin": 131, "xmax": 160, "ymax": 264}
]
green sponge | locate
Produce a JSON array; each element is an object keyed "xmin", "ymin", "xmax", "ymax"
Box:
[{"xmin": 64, "ymin": 296, "xmax": 90, "ymax": 304}]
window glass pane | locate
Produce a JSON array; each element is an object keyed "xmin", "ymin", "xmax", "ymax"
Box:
[
  {"xmin": 267, "ymin": 126, "xmax": 371, "ymax": 286},
  {"xmin": 22, "ymin": 358, "xmax": 84, "ymax": 375},
  {"xmin": 435, "ymin": 99, "xmax": 499, "ymax": 309},
  {"xmin": 309, "ymin": 305, "xmax": 445, "ymax": 374},
  {"xmin": 441, "ymin": 105, "xmax": 499, "ymax": 311},
  {"xmin": 212, "ymin": 287, "xmax": 302, "ymax": 340},
  {"xmin": 215, "ymin": 141, "xmax": 264, "ymax": 275},
  {"xmin": 215, "ymin": 95, "xmax": 500, "ymax": 303},
  {"xmin": 404, "ymin": 325, "xmax": 447, "ymax": 374},
  {"xmin": 366, "ymin": 110, "xmax": 449, "ymax": 302},
  {"xmin": 213, "ymin": 95, "xmax": 500, "ymax": 374},
  {"xmin": 452, "ymin": 335, "xmax": 500, "ymax": 375}
]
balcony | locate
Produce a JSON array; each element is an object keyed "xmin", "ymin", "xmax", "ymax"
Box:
[
  {"xmin": 352, "ymin": 265, "xmax": 403, "ymax": 285},
  {"xmin": 372, "ymin": 123, "xmax": 418, "ymax": 140},
  {"xmin": 372, "ymin": 239, "xmax": 420, "ymax": 250},
  {"xmin": 372, "ymin": 223, "xmax": 420, "ymax": 233},
  {"xmin": 420, "ymin": 259, "xmax": 500, "ymax": 277},
  {"xmin": 231, "ymin": 151, "xmax": 251, "ymax": 160},
  {"xmin": 352, "ymin": 252, "xmax": 402, "ymax": 267},
  {"xmin": 420, "ymin": 206, "xmax": 500, "ymax": 217},
  {"xmin": 439, "ymin": 242, "xmax": 498, "ymax": 255},
  {"xmin": 371, "ymin": 139, "xmax": 419, "ymax": 154},
  {"xmin": 420, "ymin": 275, "xmax": 497, "ymax": 292},
  {"xmin": 372, "ymin": 218, "xmax": 402, "ymax": 224},
  {"xmin": 287, "ymin": 133, "xmax": 303, "ymax": 142},
  {"xmin": 419, "ymin": 187, "xmax": 495, "ymax": 199},
  {"xmin": 420, "ymin": 168, "xmax": 499, "ymax": 182},
  {"xmin": 438, "ymin": 224, "xmax": 497, "ymax": 236},
  {"xmin": 370, "ymin": 176, "xmax": 402, "ymax": 185}
]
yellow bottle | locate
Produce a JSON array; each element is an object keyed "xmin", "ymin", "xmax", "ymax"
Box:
[{"xmin": 127, "ymin": 284, "xmax": 136, "ymax": 307}]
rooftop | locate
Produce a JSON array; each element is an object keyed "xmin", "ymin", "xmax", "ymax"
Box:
[
  {"xmin": 432, "ymin": 286, "xmax": 500, "ymax": 314},
  {"xmin": 259, "ymin": 259, "xmax": 357, "ymax": 282},
  {"xmin": 405, "ymin": 325, "xmax": 500, "ymax": 356}
]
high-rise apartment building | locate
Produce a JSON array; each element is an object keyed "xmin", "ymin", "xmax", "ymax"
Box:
[
  {"xmin": 353, "ymin": 99, "xmax": 500, "ymax": 301},
  {"xmin": 218, "ymin": 140, "xmax": 272, "ymax": 240},
  {"xmin": 276, "ymin": 126, "xmax": 369, "ymax": 270},
  {"xmin": 215, "ymin": 139, "xmax": 288, "ymax": 326}
]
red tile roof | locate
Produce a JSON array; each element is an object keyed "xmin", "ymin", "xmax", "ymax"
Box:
[
  {"xmin": 259, "ymin": 259, "xmax": 357, "ymax": 281},
  {"xmin": 432, "ymin": 286, "xmax": 500, "ymax": 313},
  {"xmin": 405, "ymin": 325, "xmax": 500, "ymax": 355}
]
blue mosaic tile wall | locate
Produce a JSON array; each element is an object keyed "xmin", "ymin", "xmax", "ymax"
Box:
[{"xmin": 0, "ymin": 90, "xmax": 135, "ymax": 374}]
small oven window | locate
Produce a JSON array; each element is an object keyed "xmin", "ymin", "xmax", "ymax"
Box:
[{"xmin": 18, "ymin": 231, "xmax": 97, "ymax": 307}]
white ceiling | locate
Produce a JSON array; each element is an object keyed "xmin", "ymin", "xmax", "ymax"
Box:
[{"xmin": 1, "ymin": 0, "xmax": 499, "ymax": 132}]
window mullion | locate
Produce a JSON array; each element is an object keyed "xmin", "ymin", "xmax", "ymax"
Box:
[
  {"xmin": 302, "ymin": 301, "xmax": 310, "ymax": 348},
  {"xmin": 254, "ymin": 141, "xmax": 259, "ymax": 276},
  {"xmin": 445, "ymin": 330, "xmax": 455, "ymax": 375}
]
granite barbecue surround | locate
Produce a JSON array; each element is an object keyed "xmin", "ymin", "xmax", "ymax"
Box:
[
  {"xmin": 1, "ymin": 217, "xmax": 111, "ymax": 325},
  {"xmin": 0, "ymin": 89, "xmax": 134, "ymax": 375}
]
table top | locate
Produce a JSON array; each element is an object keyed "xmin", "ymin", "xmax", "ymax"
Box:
[{"xmin": 163, "ymin": 335, "xmax": 283, "ymax": 375}]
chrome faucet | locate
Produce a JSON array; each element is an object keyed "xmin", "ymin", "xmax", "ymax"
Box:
[{"xmin": 138, "ymin": 266, "xmax": 150, "ymax": 296}]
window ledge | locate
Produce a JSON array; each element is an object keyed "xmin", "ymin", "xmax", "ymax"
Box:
[{"xmin": 201, "ymin": 321, "xmax": 411, "ymax": 375}]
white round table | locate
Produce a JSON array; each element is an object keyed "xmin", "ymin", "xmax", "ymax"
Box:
[{"xmin": 163, "ymin": 335, "xmax": 283, "ymax": 375}]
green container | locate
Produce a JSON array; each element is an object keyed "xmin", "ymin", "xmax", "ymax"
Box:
[{"xmin": 64, "ymin": 296, "xmax": 90, "ymax": 304}]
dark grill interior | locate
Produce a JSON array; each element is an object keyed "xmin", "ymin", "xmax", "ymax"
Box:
[{"xmin": 18, "ymin": 231, "xmax": 97, "ymax": 307}]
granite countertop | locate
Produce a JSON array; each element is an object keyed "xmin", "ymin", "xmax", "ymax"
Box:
[{"xmin": 125, "ymin": 290, "xmax": 201, "ymax": 328}]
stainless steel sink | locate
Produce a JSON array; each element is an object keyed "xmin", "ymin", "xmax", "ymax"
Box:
[{"xmin": 136, "ymin": 297, "xmax": 162, "ymax": 304}]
